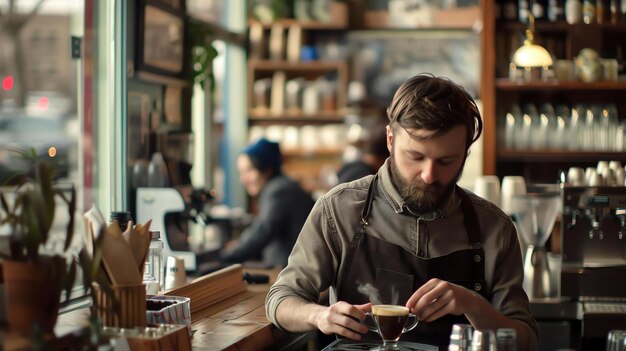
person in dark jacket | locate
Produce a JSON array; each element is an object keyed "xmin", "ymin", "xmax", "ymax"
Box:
[
  {"xmin": 337, "ymin": 116, "xmax": 389, "ymax": 184},
  {"xmin": 220, "ymin": 138, "xmax": 315, "ymax": 268}
]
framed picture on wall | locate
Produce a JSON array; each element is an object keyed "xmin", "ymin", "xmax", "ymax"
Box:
[
  {"xmin": 137, "ymin": 2, "xmax": 186, "ymax": 77},
  {"xmin": 128, "ymin": 91, "xmax": 152, "ymax": 164},
  {"xmin": 163, "ymin": 85, "xmax": 183, "ymax": 129}
]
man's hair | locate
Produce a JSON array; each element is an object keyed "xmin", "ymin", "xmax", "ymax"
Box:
[{"xmin": 386, "ymin": 73, "xmax": 482, "ymax": 151}]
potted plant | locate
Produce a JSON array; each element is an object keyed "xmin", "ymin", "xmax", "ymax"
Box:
[{"xmin": 0, "ymin": 149, "xmax": 79, "ymax": 338}]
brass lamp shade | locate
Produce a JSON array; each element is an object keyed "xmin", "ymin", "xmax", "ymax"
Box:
[
  {"xmin": 512, "ymin": 40, "xmax": 554, "ymax": 67},
  {"xmin": 512, "ymin": 15, "xmax": 553, "ymax": 68}
]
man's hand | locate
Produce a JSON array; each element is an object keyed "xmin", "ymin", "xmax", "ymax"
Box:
[
  {"xmin": 313, "ymin": 301, "xmax": 371, "ymax": 340},
  {"xmin": 405, "ymin": 278, "xmax": 477, "ymax": 322}
]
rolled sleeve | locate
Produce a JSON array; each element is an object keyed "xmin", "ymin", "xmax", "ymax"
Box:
[
  {"xmin": 265, "ymin": 196, "xmax": 342, "ymax": 327},
  {"xmin": 491, "ymin": 220, "xmax": 539, "ymax": 347}
]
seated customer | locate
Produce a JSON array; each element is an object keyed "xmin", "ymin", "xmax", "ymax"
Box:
[
  {"xmin": 337, "ymin": 116, "xmax": 389, "ymax": 184},
  {"xmin": 220, "ymin": 138, "xmax": 315, "ymax": 268}
]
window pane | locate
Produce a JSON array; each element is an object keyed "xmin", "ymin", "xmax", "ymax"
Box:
[{"xmin": 0, "ymin": 0, "xmax": 85, "ymax": 307}]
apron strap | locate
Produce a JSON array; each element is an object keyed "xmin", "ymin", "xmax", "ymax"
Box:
[
  {"xmin": 336, "ymin": 175, "xmax": 379, "ymax": 295},
  {"xmin": 360, "ymin": 175, "xmax": 378, "ymax": 223}
]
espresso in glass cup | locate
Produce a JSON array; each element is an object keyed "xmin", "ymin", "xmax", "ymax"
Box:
[{"xmin": 365, "ymin": 305, "xmax": 419, "ymax": 349}]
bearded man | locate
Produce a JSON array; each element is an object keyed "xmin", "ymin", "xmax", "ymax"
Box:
[{"xmin": 265, "ymin": 74, "xmax": 538, "ymax": 350}]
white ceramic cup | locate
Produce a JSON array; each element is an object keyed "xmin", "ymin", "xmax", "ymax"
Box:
[
  {"xmin": 567, "ymin": 167, "xmax": 585, "ymax": 186},
  {"xmin": 589, "ymin": 173, "xmax": 604, "ymax": 187},
  {"xmin": 164, "ymin": 256, "xmax": 186, "ymax": 290},
  {"xmin": 597, "ymin": 161, "xmax": 609, "ymax": 175},
  {"xmin": 474, "ymin": 176, "xmax": 501, "ymax": 207},
  {"xmin": 585, "ymin": 167, "xmax": 597, "ymax": 185},
  {"xmin": 500, "ymin": 176, "xmax": 527, "ymax": 215},
  {"xmin": 609, "ymin": 161, "xmax": 623, "ymax": 172}
]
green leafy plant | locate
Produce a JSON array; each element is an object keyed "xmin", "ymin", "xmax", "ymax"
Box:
[
  {"xmin": 0, "ymin": 149, "xmax": 116, "ymax": 346},
  {"xmin": 0, "ymin": 148, "xmax": 77, "ymax": 305}
]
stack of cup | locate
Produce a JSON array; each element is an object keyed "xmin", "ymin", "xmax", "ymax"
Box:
[
  {"xmin": 474, "ymin": 176, "xmax": 501, "ymax": 207},
  {"xmin": 500, "ymin": 176, "xmax": 527, "ymax": 215}
]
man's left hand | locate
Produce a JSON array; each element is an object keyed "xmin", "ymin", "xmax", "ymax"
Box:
[{"xmin": 405, "ymin": 278, "xmax": 477, "ymax": 322}]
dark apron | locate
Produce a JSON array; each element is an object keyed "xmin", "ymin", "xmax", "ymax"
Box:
[{"xmin": 335, "ymin": 176, "xmax": 489, "ymax": 348}]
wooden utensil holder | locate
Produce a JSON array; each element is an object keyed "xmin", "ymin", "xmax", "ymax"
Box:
[{"xmin": 92, "ymin": 283, "xmax": 146, "ymax": 328}]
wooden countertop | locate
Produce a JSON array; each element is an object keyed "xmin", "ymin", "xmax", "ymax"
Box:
[
  {"xmin": 176, "ymin": 265, "xmax": 311, "ymax": 351},
  {"xmin": 5, "ymin": 264, "xmax": 311, "ymax": 351}
]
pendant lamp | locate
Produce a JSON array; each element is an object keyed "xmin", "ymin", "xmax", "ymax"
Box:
[{"xmin": 512, "ymin": 14, "xmax": 553, "ymax": 68}]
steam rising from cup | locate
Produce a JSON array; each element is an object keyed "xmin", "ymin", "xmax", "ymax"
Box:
[{"xmin": 357, "ymin": 282, "xmax": 400, "ymax": 305}]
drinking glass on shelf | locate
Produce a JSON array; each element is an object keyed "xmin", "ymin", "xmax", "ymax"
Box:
[
  {"xmin": 568, "ymin": 106, "xmax": 582, "ymax": 150},
  {"xmin": 606, "ymin": 329, "xmax": 626, "ymax": 351},
  {"xmin": 616, "ymin": 122, "xmax": 626, "ymax": 152},
  {"xmin": 504, "ymin": 112, "xmax": 517, "ymax": 150},
  {"xmin": 583, "ymin": 107, "xmax": 597, "ymax": 151},
  {"xmin": 555, "ymin": 104, "xmax": 571, "ymax": 150}
]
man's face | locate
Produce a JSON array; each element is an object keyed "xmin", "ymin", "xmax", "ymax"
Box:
[
  {"xmin": 237, "ymin": 154, "xmax": 270, "ymax": 197},
  {"xmin": 387, "ymin": 125, "xmax": 467, "ymax": 213}
]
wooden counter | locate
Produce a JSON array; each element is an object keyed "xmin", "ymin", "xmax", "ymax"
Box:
[
  {"xmin": 5, "ymin": 264, "xmax": 311, "ymax": 351},
  {"xmin": 169, "ymin": 264, "xmax": 311, "ymax": 351}
]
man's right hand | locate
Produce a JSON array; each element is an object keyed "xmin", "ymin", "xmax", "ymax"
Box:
[{"xmin": 313, "ymin": 301, "xmax": 371, "ymax": 340}]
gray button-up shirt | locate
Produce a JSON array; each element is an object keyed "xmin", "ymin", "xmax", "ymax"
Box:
[{"xmin": 266, "ymin": 159, "xmax": 538, "ymax": 346}]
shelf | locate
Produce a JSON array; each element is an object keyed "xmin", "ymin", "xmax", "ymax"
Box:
[
  {"xmin": 496, "ymin": 21, "xmax": 626, "ymax": 32},
  {"xmin": 497, "ymin": 150, "xmax": 626, "ymax": 162},
  {"xmin": 248, "ymin": 111, "xmax": 345, "ymax": 124},
  {"xmin": 248, "ymin": 60, "xmax": 347, "ymax": 72},
  {"xmin": 495, "ymin": 79, "xmax": 626, "ymax": 91},
  {"xmin": 282, "ymin": 147, "xmax": 344, "ymax": 157},
  {"xmin": 248, "ymin": 18, "xmax": 348, "ymax": 30}
]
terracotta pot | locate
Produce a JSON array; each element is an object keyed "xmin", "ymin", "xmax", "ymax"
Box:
[{"xmin": 2, "ymin": 257, "xmax": 65, "ymax": 337}]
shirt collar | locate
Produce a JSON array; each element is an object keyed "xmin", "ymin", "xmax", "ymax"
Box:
[{"xmin": 377, "ymin": 158, "xmax": 460, "ymax": 219}]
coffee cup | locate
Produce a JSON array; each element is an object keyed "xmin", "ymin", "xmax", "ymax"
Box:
[{"xmin": 365, "ymin": 305, "xmax": 418, "ymax": 348}]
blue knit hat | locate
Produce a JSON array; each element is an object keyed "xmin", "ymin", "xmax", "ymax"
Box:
[{"xmin": 242, "ymin": 138, "xmax": 282, "ymax": 173}]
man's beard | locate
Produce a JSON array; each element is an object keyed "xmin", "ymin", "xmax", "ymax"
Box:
[{"xmin": 389, "ymin": 154, "xmax": 461, "ymax": 214}]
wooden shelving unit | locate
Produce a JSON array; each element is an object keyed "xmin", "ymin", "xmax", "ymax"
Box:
[
  {"xmin": 497, "ymin": 150, "xmax": 626, "ymax": 162},
  {"xmin": 495, "ymin": 80, "xmax": 626, "ymax": 91},
  {"xmin": 246, "ymin": 4, "xmax": 350, "ymax": 193},
  {"xmin": 481, "ymin": 1, "xmax": 626, "ymax": 183}
]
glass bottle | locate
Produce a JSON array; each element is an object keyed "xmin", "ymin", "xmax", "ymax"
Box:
[
  {"xmin": 583, "ymin": 0, "xmax": 596, "ymax": 23},
  {"xmin": 548, "ymin": 0, "xmax": 566, "ymax": 20},
  {"xmin": 519, "ymin": 0, "xmax": 531, "ymax": 22},
  {"xmin": 504, "ymin": 0, "xmax": 519, "ymax": 21},
  {"xmin": 144, "ymin": 231, "xmax": 164, "ymax": 295},
  {"xmin": 110, "ymin": 211, "xmax": 132, "ymax": 232},
  {"xmin": 610, "ymin": 0, "xmax": 619, "ymax": 23},
  {"xmin": 596, "ymin": 0, "xmax": 607, "ymax": 23},
  {"xmin": 566, "ymin": 0, "xmax": 583, "ymax": 23},
  {"xmin": 147, "ymin": 152, "xmax": 169, "ymax": 187},
  {"xmin": 532, "ymin": 0, "xmax": 548, "ymax": 20}
]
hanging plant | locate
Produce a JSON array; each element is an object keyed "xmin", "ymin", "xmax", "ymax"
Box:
[{"xmin": 188, "ymin": 19, "xmax": 219, "ymax": 92}]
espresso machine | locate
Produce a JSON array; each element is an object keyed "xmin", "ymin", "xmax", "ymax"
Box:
[
  {"xmin": 136, "ymin": 187, "xmax": 218, "ymax": 272},
  {"xmin": 561, "ymin": 186, "xmax": 626, "ymax": 343}
]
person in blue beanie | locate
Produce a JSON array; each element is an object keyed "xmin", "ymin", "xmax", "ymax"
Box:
[{"xmin": 220, "ymin": 138, "xmax": 315, "ymax": 268}]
